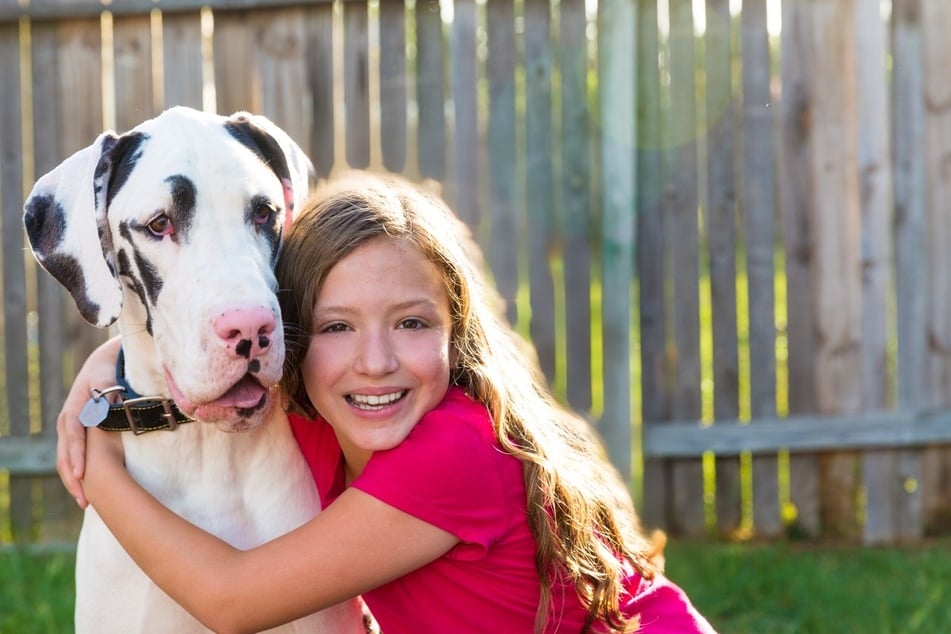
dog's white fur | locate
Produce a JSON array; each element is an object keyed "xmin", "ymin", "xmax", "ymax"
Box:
[{"xmin": 24, "ymin": 107, "xmax": 365, "ymax": 632}]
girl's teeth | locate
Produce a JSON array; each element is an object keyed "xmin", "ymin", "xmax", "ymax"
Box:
[{"xmin": 350, "ymin": 391, "xmax": 404, "ymax": 407}]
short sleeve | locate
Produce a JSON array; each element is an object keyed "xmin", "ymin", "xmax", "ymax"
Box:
[
  {"xmin": 288, "ymin": 412, "xmax": 345, "ymax": 508},
  {"xmin": 623, "ymin": 574, "xmax": 719, "ymax": 633}
]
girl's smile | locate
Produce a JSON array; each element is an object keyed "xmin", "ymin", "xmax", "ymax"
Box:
[{"xmin": 302, "ymin": 236, "xmax": 455, "ymax": 476}]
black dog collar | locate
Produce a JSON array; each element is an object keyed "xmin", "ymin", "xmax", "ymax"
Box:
[{"xmin": 79, "ymin": 348, "xmax": 195, "ymax": 434}]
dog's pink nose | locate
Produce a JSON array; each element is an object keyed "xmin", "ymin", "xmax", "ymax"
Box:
[{"xmin": 213, "ymin": 307, "xmax": 277, "ymax": 360}]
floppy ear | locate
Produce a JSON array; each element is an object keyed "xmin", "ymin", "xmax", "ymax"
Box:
[
  {"xmin": 22, "ymin": 132, "xmax": 124, "ymax": 328},
  {"xmin": 224, "ymin": 112, "xmax": 315, "ymax": 232}
]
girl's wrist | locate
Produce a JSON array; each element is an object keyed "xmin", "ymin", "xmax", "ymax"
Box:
[{"xmin": 83, "ymin": 429, "xmax": 126, "ymax": 496}]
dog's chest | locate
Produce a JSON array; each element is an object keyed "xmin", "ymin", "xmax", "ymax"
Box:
[{"xmin": 122, "ymin": 422, "xmax": 321, "ymax": 548}]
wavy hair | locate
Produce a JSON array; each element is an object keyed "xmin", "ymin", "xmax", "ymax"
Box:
[{"xmin": 276, "ymin": 171, "xmax": 658, "ymax": 632}]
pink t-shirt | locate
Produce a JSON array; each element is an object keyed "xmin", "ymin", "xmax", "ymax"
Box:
[{"xmin": 290, "ymin": 387, "xmax": 716, "ymax": 633}]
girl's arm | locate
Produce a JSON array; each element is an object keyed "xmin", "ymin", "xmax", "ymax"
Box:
[
  {"xmin": 59, "ymin": 335, "xmax": 122, "ymax": 507},
  {"xmin": 84, "ymin": 427, "xmax": 458, "ymax": 634}
]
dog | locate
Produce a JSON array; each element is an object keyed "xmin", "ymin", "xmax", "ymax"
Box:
[{"xmin": 23, "ymin": 106, "xmax": 366, "ymax": 632}]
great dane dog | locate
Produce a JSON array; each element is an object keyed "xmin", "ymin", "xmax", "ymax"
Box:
[{"xmin": 23, "ymin": 106, "xmax": 366, "ymax": 632}]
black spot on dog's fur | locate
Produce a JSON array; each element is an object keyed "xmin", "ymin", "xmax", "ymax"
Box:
[
  {"xmin": 134, "ymin": 250, "xmax": 163, "ymax": 305},
  {"xmin": 224, "ymin": 119, "xmax": 292, "ymax": 188},
  {"xmin": 117, "ymin": 247, "xmax": 154, "ymax": 336},
  {"xmin": 94, "ymin": 132, "xmax": 148, "ymax": 284},
  {"xmin": 23, "ymin": 193, "xmax": 65, "ymax": 255},
  {"xmin": 119, "ymin": 221, "xmax": 164, "ymax": 305},
  {"xmin": 248, "ymin": 194, "xmax": 281, "ymax": 259},
  {"xmin": 100, "ymin": 132, "xmax": 148, "ymax": 211},
  {"xmin": 42, "ymin": 253, "xmax": 102, "ymax": 324},
  {"xmin": 165, "ymin": 175, "xmax": 197, "ymax": 241},
  {"xmin": 24, "ymin": 195, "xmax": 104, "ymax": 324},
  {"xmin": 93, "ymin": 133, "xmax": 120, "ymax": 213}
]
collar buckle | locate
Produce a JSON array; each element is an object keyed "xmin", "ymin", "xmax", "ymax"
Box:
[{"xmin": 121, "ymin": 395, "xmax": 180, "ymax": 435}]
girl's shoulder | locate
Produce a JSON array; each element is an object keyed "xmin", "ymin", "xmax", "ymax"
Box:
[{"xmin": 415, "ymin": 386, "xmax": 495, "ymax": 445}]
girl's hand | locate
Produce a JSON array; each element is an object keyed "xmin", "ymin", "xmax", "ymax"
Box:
[{"xmin": 57, "ymin": 336, "xmax": 123, "ymax": 508}]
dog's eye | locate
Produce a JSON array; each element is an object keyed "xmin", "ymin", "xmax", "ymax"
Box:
[
  {"xmin": 252, "ymin": 201, "xmax": 276, "ymax": 226},
  {"xmin": 147, "ymin": 214, "xmax": 174, "ymax": 237}
]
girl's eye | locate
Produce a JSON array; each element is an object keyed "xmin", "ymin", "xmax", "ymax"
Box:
[
  {"xmin": 252, "ymin": 201, "xmax": 276, "ymax": 226},
  {"xmin": 398, "ymin": 318, "xmax": 425, "ymax": 330},
  {"xmin": 319, "ymin": 322, "xmax": 350, "ymax": 334},
  {"xmin": 147, "ymin": 214, "xmax": 174, "ymax": 237}
]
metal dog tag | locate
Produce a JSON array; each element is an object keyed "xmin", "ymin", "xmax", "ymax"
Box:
[{"xmin": 79, "ymin": 396, "xmax": 110, "ymax": 428}]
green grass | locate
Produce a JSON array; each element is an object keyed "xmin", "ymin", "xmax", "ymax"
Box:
[
  {"xmin": 0, "ymin": 548, "xmax": 74, "ymax": 634},
  {"xmin": 666, "ymin": 539, "xmax": 951, "ymax": 633},
  {"xmin": 1, "ymin": 539, "xmax": 949, "ymax": 633}
]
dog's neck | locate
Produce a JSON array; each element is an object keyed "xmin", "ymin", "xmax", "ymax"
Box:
[{"xmin": 116, "ymin": 322, "xmax": 169, "ymax": 398}]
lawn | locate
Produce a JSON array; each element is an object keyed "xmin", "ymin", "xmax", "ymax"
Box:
[
  {"xmin": 667, "ymin": 539, "xmax": 951, "ymax": 633},
  {"xmin": 1, "ymin": 539, "xmax": 948, "ymax": 633}
]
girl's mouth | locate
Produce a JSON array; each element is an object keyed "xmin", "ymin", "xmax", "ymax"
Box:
[{"xmin": 346, "ymin": 390, "xmax": 407, "ymax": 410}]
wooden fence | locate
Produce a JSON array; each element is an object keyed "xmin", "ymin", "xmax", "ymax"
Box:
[{"xmin": 2, "ymin": 0, "xmax": 951, "ymax": 547}]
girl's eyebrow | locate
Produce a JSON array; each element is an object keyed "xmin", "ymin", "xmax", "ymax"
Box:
[{"xmin": 315, "ymin": 297, "xmax": 440, "ymax": 316}]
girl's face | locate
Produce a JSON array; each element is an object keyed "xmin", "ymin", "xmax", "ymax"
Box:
[{"xmin": 303, "ymin": 236, "xmax": 456, "ymax": 475}]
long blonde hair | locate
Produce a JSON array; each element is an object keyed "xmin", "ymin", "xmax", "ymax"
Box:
[{"xmin": 276, "ymin": 172, "xmax": 657, "ymax": 632}]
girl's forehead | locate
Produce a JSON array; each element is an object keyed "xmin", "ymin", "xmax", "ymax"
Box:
[{"xmin": 321, "ymin": 236, "xmax": 444, "ymax": 296}]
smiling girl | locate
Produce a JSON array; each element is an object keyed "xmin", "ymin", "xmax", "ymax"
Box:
[{"xmin": 70, "ymin": 172, "xmax": 715, "ymax": 633}]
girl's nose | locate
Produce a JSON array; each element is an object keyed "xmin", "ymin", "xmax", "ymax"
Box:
[{"xmin": 353, "ymin": 331, "xmax": 399, "ymax": 376}]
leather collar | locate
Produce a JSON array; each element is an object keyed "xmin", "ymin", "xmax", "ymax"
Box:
[{"xmin": 94, "ymin": 349, "xmax": 196, "ymax": 434}]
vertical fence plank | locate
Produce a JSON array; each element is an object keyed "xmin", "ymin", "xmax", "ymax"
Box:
[
  {"xmin": 741, "ymin": 0, "xmax": 780, "ymax": 538},
  {"xmin": 450, "ymin": 0, "xmax": 479, "ymax": 228},
  {"xmin": 113, "ymin": 13, "xmax": 157, "ymax": 131},
  {"xmin": 161, "ymin": 10, "xmax": 204, "ymax": 109},
  {"xmin": 343, "ymin": 0, "xmax": 370, "ymax": 168},
  {"xmin": 0, "ymin": 18, "xmax": 30, "ymax": 542},
  {"xmin": 486, "ymin": 0, "xmax": 519, "ymax": 326},
  {"xmin": 704, "ymin": 0, "xmax": 741, "ymax": 537},
  {"xmin": 213, "ymin": 10, "xmax": 258, "ymax": 115},
  {"xmin": 891, "ymin": 0, "xmax": 926, "ymax": 541},
  {"xmin": 305, "ymin": 4, "xmax": 335, "ymax": 178},
  {"xmin": 810, "ymin": 0, "xmax": 863, "ymax": 540},
  {"xmin": 598, "ymin": 0, "xmax": 635, "ymax": 485},
  {"xmin": 415, "ymin": 0, "xmax": 445, "ymax": 180},
  {"xmin": 920, "ymin": 0, "xmax": 951, "ymax": 534},
  {"xmin": 779, "ymin": 0, "xmax": 820, "ymax": 538},
  {"xmin": 666, "ymin": 0, "xmax": 705, "ymax": 536},
  {"xmin": 636, "ymin": 0, "xmax": 669, "ymax": 527},
  {"xmin": 635, "ymin": 0, "xmax": 670, "ymax": 526},
  {"xmin": 855, "ymin": 0, "xmax": 896, "ymax": 545},
  {"xmin": 525, "ymin": 0, "xmax": 556, "ymax": 383},
  {"xmin": 255, "ymin": 8, "xmax": 309, "ymax": 146},
  {"xmin": 378, "ymin": 0, "xmax": 406, "ymax": 173},
  {"xmin": 559, "ymin": 0, "xmax": 592, "ymax": 414}
]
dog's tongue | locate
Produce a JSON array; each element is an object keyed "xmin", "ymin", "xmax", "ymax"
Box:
[
  {"xmin": 210, "ymin": 375, "xmax": 268, "ymax": 408},
  {"xmin": 166, "ymin": 371, "xmax": 267, "ymax": 415}
]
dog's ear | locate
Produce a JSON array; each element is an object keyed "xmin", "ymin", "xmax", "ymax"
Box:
[
  {"xmin": 23, "ymin": 131, "xmax": 125, "ymax": 328},
  {"xmin": 224, "ymin": 112, "xmax": 315, "ymax": 231}
]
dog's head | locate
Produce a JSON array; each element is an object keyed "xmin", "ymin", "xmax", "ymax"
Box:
[{"xmin": 23, "ymin": 106, "xmax": 313, "ymax": 431}]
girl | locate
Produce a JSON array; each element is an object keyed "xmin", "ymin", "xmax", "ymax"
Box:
[{"xmin": 69, "ymin": 172, "xmax": 715, "ymax": 633}]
